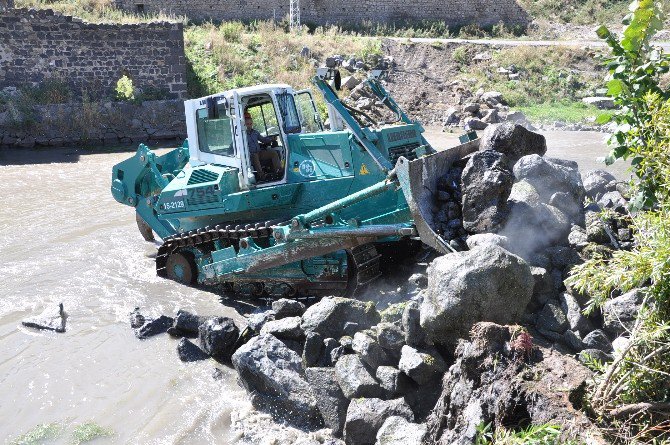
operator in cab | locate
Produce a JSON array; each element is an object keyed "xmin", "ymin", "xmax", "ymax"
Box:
[{"xmin": 245, "ymin": 112, "xmax": 281, "ymax": 181}]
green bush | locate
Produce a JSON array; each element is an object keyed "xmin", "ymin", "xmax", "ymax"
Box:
[{"xmin": 115, "ymin": 74, "xmax": 135, "ymax": 101}]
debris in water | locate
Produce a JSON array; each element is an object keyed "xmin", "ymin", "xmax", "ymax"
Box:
[{"xmin": 21, "ymin": 303, "xmax": 67, "ymax": 333}]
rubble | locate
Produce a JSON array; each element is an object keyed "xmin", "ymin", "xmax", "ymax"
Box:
[{"xmin": 21, "ymin": 303, "xmax": 67, "ymax": 333}]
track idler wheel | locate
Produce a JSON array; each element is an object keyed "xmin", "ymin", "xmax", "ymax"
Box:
[{"xmin": 165, "ymin": 251, "xmax": 198, "ymax": 285}]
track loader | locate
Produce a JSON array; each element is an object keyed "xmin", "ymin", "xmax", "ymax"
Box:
[{"xmin": 111, "ymin": 68, "xmax": 478, "ymax": 298}]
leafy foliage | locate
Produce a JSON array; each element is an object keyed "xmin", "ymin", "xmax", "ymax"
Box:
[
  {"xmin": 566, "ymin": 3, "xmax": 670, "ymax": 442},
  {"xmin": 597, "ymin": 0, "xmax": 670, "ymax": 209},
  {"xmin": 475, "ymin": 422, "xmax": 569, "ymax": 445}
]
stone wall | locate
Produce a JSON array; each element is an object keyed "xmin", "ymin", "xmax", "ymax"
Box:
[
  {"xmin": 0, "ymin": 99, "xmax": 186, "ymax": 148},
  {"xmin": 0, "ymin": 8, "xmax": 187, "ymax": 99},
  {"xmin": 114, "ymin": 0, "xmax": 529, "ymax": 27}
]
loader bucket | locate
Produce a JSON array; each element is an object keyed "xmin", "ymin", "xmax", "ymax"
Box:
[{"xmin": 395, "ymin": 139, "xmax": 480, "ymax": 254}]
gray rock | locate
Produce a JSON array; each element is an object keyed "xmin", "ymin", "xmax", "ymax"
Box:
[
  {"xmin": 579, "ymin": 348, "xmax": 613, "ymax": 364},
  {"xmin": 479, "ymin": 122, "xmax": 547, "ymax": 165},
  {"xmin": 559, "ymin": 292, "xmax": 592, "ymax": 335},
  {"xmin": 582, "ymin": 170, "xmax": 617, "ymax": 200},
  {"xmin": 463, "ymin": 103, "xmax": 480, "ymax": 114},
  {"xmin": 303, "ymin": 331, "xmax": 324, "ymax": 368},
  {"xmin": 272, "ymin": 299, "xmax": 306, "ymax": 319},
  {"xmin": 375, "ymin": 366, "xmax": 406, "ymax": 396},
  {"xmin": 545, "ymin": 246, "xmax": 583, "ymax": 270},
  {"xmin": 177, "ymin": 338, "xmax": 210, "ymax": 362},
  {"xmin": 598, "ymin": 191, "xmax": 627, "ymax": 210},
  {"xmin": 301, "ymin": 297, "xmax": 380, "ymax": 339},
  {"xmin": 481, "ymin": 108, "xmax": 500, "ymax": 124},
  {"xmin": 398, "ymin": 345, "xmax": 447, "ymax": 385},
  {"xmin": 342, "ymin": 75, "xmax": 361, "ymax": 90},
  {"xmin": 465, "ymin": 118, "xmax": 488, "ymax": 130},
  {"xmin": 322, "ymin": 337, "xmax": 341, "ymax": 366},
  {"xmin": 22, "ymin": 303, "xmax": 67, "ymax": 333},
  {"xmin": 376, "ymin": 323, "xmax": 404, "ymax": 356},
  {"xmin": 306, "ymin": 367, "xmax": 350, "ymax": 437},
  {"xmin": 421, "ymin": 246, "xmax": 534, "ymax": 346},
  {"xmin": 443, "ymin": 107, "xmax": 461, "ymax": 126},
  {"xmin": 402, "ymin": 301, "xmax": 425, "ymax": 347},
  {"xmin": 513, "ymin": 155, "xmax": 584, "ymax": 205},
  {"xmin": 260, "ymin": 316, "xmax": 304, "ymax": 340},
  {"xmin": 549, "ymin": 191, "xmax": 584, "ymax": 226},
  {"xmin": 246, "ymin": 310, "xmax": 275, "ymax": 332},
  {"xmin": 503, "ymin": 187, "xmax": 572, "ymax": 253},
  {"xmin": 465, "ymin": 233, "xmax": 510, "ymax": 250},
  {"xmin": 461, "ymin": 150, "xmax": 514, "ymax": 233},
  {"xmin": 582, "ymin": 96, "xmax": 616, "ymax": 110},
  {"xmin": 603, "ymin": 289, "xmax": 644, "ymax": 336},
  {"xmin": 568, "ymin": 225, "xmax": 589, "ymax": 249},
  {"xmin": 129, "ymin": 307, "xmax": 145, "ymax": 329},
  {"xmin": 563, "ymin": 330, "xmax": 584, "ymax": 352},
  {"xmin": 481, "ymin": 91, "xmax": 504, "ymax": 106},
  {"xmin": 135, "ymin": 315, "xmax": 174, "ymax": 339},
  {"xmin": 375, "ymin": 416, "xmax": 427, "ymax": 445},
  {"xmin": 344, "ymin": 398, "xmax": 414, "ymax": 445},
  {"xmin": 536, "ymin": 302, "xmax": 568, "ymax": 334},
  {"xmin": 582, "ymin": 329, "xmax": 613, "ymax": 352},
  {"xmin": 352, "ymin": 332, "xmax": 394, "ymax": 369},
  {"xmin": 199, "ymin": 317, "xmax": 239, "ymax": 361},
  {"xmin": 335, "ymin": 354, "xmax": 385, "ymax": 399},
  {"xmin": 231, "ymin": 334, "xmax": 322, "ymax": 428},
  {"xmin": 171, "ymin": 310, "xmax": 213, "ymax": 338},
  {"xmin": 612, "ymin": 336, "xmax": 631, "ymax": 357}
]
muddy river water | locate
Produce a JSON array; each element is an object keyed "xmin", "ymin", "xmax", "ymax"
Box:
[{"xmin": 0, "ymin": 129, "xmax": 625, "ymax": 444}]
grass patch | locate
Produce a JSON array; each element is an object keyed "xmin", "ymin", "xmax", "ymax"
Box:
[
  {"xmin": 184, "ymin": 21, "xmax": 381, "ymax": 98},
  {"xmin": 451, "ymin": 44, "xmax": 606, "ymax": 107},
  {"xmin": 11, "ymin": 423, "xmax": 64, "ymax": 445},
  {"xmin": 518, "ymin": 0, "xmax": 631, "ymax": 25},
  {"xmin": 517, "ymin": 102, "xmax": 612, "ymax": 124},
  {"xmin": 71, "ymin": 422, "xmax": 114, "ymax": 444}
]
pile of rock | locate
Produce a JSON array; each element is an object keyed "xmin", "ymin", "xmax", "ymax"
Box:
[
  {"xmin": 231, "ymin": 296, "xmax": 445, "ymax": 445},
  {"xmin": 130, "ymin": 308, "xmax": 245, "ymax": 363},
  {"xmin": 442, "ymin": 89, "xmax": 532, "ymax": 132},
  {"xmin": 428, "ymin": 121, "xmax": 640, "ymax": 366}
]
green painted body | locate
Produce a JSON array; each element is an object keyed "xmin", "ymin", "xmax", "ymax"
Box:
[{"xmin": 110, "ymin": 74, "xmax": 473, "ymax": 295}]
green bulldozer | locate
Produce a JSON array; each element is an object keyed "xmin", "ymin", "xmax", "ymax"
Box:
[{"xmin": 111, "ymin": 67, "xmax": 478, "ymax": 298}]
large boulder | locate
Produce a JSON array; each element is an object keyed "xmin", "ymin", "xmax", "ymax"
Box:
[
  {"xmin": 582, "ymin": 169, "xmax": 617, "ymax": 200},
  {"xmin": 479, "ymin": 122, "xmax": 547, "ymax": 165},
  {"xmin": 334, "ymin": 354, "xmax": 386, "ymax": 399},
  {"xmin": 231, "ymin": 334, "xmax": 322, "ymax": 428},
  {"xmin": 513, "ymin": 155, "xmax": 584, "ymax": 206},
  {"xmin": 397, "ymin": 345, "xmax": 447, "ymax": 385},
  {"xmin": 460, "ymin": 150, "xmax": 515, "ymax": 234},
  {"xmin": 272, "ymin": 298, "xmax": 306, "ymax": 319},
  {"xmin": 199, "ymin": 317, "xmax": 239, "ymax": 361},
  {"xmin": 352, "ymin": 332, "xmax": 394, "ymax": 369},
  {"xmin": 301, "ymin": 297, "xmax": 380, "ymax": 339},
  {"xmin": 260, "ymin": 316, "xmax": 304, "ymax": 340},
  {"xmin": 170, "ymin": 309, "xmax": 213, "ymax": 338},
  {"xmin": 375, "ymin": 416, "xmax": 427, "ymax": 445},
  {"xmin": 603, "ymin": 289, "xmax": 644, "ymax": 336},
  {"xmin": 306, "ymin": 367, "xmax": 350, "ymax": 437},
  {"xmin": 502, "ymin": 180, "xmax": 572, "ymax": 255},
  {"xmin": 135, "ymin": 315, "xmax": 174, "ymax": 339},
  {"xmin": 421, "ymin": 246, "xmax": 534, "ymax": 346},
  {"xmin": 344, "ymin": 398, "xmax": 414, "ymax": 445},
  {"xmin": 177, "ymin": 338, "xmax": 210, "ymax": 362}
]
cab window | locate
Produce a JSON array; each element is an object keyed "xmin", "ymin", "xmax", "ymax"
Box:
[
  {"xmin": 196, "ymin": 104, "xmax": 234, "ymax": 156},
  {"xmin": 296, "ymin": 91, "xmax": 323, "ymax": 134}
]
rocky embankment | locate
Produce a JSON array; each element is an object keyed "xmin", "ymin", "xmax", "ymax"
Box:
[{"xmin": 130, "ymin": 122, "xmax": 637, "ymax": 444}]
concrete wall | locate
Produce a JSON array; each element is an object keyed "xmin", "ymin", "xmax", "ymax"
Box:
[
  {"xmin": 0, "ymin": 99, "xmax": 186, "ymax": 148},
  {"xmin": 0, "ymin": 8, "xmax": 187, "ymax": 99},
  {"xmin": 115, "ymin": 0, "xmax": 529, "ymax": 27}
]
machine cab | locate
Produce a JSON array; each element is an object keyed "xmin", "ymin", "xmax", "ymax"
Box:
[{"xmin": 184, "ymin": 84, "xmax": 323, "ymax": 189}]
